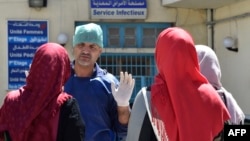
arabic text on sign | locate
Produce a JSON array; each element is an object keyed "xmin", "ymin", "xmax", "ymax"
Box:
[{"xmin": 12, "ymin": 45, "xmax": 38, "ymax": 51}]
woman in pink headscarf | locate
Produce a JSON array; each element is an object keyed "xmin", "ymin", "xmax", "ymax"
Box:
[
  {"xmin": 0, "ymin": 43, "xmax": 85, "ymax": 141},
  {"xmin": 195, "ymin": 44, "xmax": 245, "ymax": 125},
  {"xmin": 126, "ymin": 27, "xmax": 230, "ymax": 141}
]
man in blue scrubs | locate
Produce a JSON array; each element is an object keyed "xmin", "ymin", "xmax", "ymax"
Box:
[{"xmin": 64, "ymin": 23, "xmax": 135, "ymax": 141}]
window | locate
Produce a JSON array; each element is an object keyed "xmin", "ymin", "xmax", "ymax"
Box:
[
  {"xmin": 142, "ymin": 27, "xmax": 166, "ymax": 47},
  {"xmin": 108, "ymin": 27, "xmax": 120, "ymax": 47},
  {"xmin": 124, "ymin": 27, "xmax": 136, "ymax": 47},
  {"xmin": 75, "ymin": 22, "xmax": 172, "ymax": 48},
  {"xmin": 97, "ymin": 53, "xmax": 156, "ymax": 103}
]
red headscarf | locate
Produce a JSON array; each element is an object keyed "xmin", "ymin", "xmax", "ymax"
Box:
[
  {"xmin": 151, "ymin": 27, "xmax": 230, "ymax": 141},
  {"xmin": 0, "ymin": 43, "xmax": 72, "ymax": 141}
]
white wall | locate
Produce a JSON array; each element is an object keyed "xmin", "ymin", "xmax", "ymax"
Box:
[
  {"xmin": 212, "ymin": 0, "xmax": 250, "ymax": 115},
  {"xmin": 0, "ymin": 0, "xmax": 207, "ymax": 107}
]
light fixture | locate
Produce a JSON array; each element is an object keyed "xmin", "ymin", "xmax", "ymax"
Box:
[
  {"xmin": 223, "ymin": 36, "xmax": 238, "ymax": 52},
  {"xmin": 29, "ymin": 0, "xmax": 47, "ymax": 8},
  {"xmin": 57, "ymin": 33, "xmax": 68, "ymax": 47}
]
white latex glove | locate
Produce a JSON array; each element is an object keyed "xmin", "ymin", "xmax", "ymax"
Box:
[{"xmin": 111, "ymin": 71, "xmax": 135, "ymax": 107}]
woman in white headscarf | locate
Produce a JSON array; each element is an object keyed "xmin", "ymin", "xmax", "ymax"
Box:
[{"xmin": 195, "ymin": 44, "xmax": 245, "ymax": 125}]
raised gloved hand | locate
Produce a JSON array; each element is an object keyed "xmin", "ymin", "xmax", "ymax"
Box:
[{"xmin": 111, "ymin": 71, "xmax": 135, "ymax": 107}]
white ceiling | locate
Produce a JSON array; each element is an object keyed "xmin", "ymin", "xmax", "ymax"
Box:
[{"xmin": 162, "ymin": 0, "xmax": 245, "ymax": 9}]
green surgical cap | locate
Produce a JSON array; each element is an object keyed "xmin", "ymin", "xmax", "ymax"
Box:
[{"xmin": 73, "ymin": 23, "xmax": 103, "ymax": 48}]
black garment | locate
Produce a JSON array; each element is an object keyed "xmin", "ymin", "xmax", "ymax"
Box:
[
  {"xmin": 139, "ymin": 113, "xmax": 157, "ymax": 141},
  {"xmin": 4, "ymin": 97, "xmax": 85, "ymax": 141},
  {"xmin": 57, "ymin": 97, "xmax": 85, "ymax": 141},
  {"xmin": 138, "ymin": 85, "xmax": 157, "ymax": 141}
]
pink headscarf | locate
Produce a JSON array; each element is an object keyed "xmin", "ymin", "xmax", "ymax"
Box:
[
  {"xmin": 0, "ymin": 43, "xmax": 72, "ymax": 141},
  {"xmin": 151, "ymin": 27, "xmax": 230, "ymax": 141},
  {"xmin": 195, "ymin": 44, "xmax": 245, "ymax": 125}
]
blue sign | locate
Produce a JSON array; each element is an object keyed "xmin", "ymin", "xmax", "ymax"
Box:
[
  {"xmin": 8, "ymin": 20, "xmax": 48, "ymax": 89},
  {"xmin": 90, "ymin": 0, "xmax": 147, "ymax": 19}
]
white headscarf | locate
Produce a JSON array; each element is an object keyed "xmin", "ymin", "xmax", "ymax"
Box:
[{"xmin": 195, "ymin": 44, "xmax": 245, "ymax": 125}]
